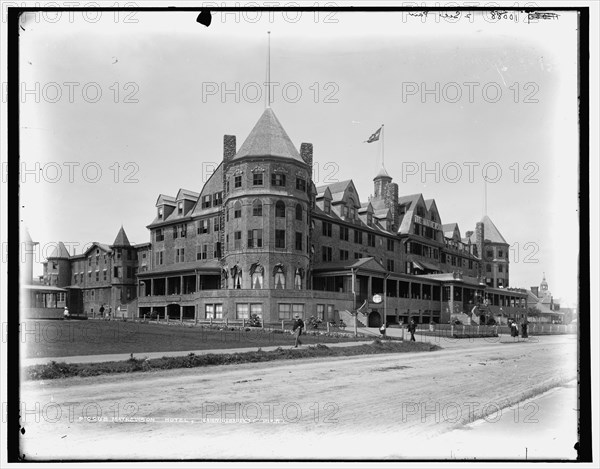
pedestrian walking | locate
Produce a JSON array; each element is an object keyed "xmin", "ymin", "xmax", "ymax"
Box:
[
  {"xmin": 407, "ymin": 319, "xmax": 417, "ymax": 341},
  {"xmin": 63, "ymin": 306, "xmax": 70, "ymax": 320},
  {"xmin": 292, "ymin": 314, "xmax": 304, "ymax": 348},
  {"xmin": 379, "ymin": 322, "xmax": 387, "ymax": 338},
  {"xmin": 510, "ymin": 320, "xmax": 519, "ymax": 339},
  {"xmin": 521, "ymin": 318, "xmax": 529, "ymax": 339}
]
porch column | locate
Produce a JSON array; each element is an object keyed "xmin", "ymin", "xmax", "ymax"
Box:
[
  {"xmin": 367, "ymin": 276, "xmax": 373, "ymax": 300},
  {"xmin": 449, "ymin": 284, "xmax": 455, "ymax": 320},
  {"xmin": 180, "ymin": 275, "xmax": 183, "ymax": 295},
  {"xmin": 150, "ymin": 278, "xmax": 154, "ymax": 296},
  {"xmin": 180, "ymin": 306, "xmax": 183, "ymax": 323}
]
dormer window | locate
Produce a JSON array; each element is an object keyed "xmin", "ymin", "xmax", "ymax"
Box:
[
  {"xmin": 342, "ymin": 206, "xmax": 348, "ymax": 218},
  {"xmin": 213, "ymin": 192, "xmax": 223, "ymax": 206},
  {"xmin": 177, "ymin": 201, "xmax": 183, "ymax": 215},
  {"xmin": 349, "ymin": 207, "xmax": 356, "ymax": 220},
  {"xmin": 202, "ymin": 195, "xmax": 212, "ymax": 209},
  {"xmin": 158, "ymin": 207, "xmax": 163, "ymax": 219},
  {"xmin": 324, "ymin": 199, "xmax": 331, "ymax": 214},
  {"xmin": 367, "ymin": 213, "xmax": 372, "ymax": 226}
]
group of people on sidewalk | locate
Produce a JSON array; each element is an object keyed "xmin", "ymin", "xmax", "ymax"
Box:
[
  {"xmin": 509, "ymin": 318, "xmax": 529, "ymax": 339},
  {"xmin": 379, "ymin": 319, "xmax": 418, "ymax": 341}
]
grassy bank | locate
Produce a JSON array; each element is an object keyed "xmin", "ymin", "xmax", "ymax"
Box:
[
  {"xmin": 26, "ymin": 339, "xmax": 440, "ymax": 381},
  {"xmin": 23, "ymin": 319, "xmax": 367, "ymax": 358}
]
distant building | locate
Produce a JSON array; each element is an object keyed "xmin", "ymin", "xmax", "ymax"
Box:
[
  {"xmin": 34, "ymin": 108, "xmax": 528, "ymax": 325},
  {"xmin": 526, "ymin": 274, "xmax": 565, "ymax": 323}
]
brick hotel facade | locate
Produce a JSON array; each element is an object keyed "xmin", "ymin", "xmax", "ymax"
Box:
[{"xmin": 39, "ymin": 108, "xmax": 528, "ymax": 327}]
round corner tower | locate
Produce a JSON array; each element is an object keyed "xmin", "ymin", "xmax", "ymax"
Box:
[{"xmin": 221, "ymin": 108, "xmax": 312, "ymax": 295}]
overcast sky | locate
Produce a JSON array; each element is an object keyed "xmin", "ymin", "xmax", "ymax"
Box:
[{"xmin": 17, "ymin": 8, "xmax": 580, "ymax": 306}]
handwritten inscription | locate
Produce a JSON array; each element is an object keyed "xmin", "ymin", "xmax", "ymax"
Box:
[{"xmin": 404, "ymin": 10, "xmax": 560, "ymax": 25}]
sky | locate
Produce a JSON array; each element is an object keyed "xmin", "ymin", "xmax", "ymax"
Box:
[{"xmin": 15, "ymin": 7, "xmax": 581, "ymax": 306}]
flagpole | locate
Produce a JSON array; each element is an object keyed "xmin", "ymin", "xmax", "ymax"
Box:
[
  {"xmin": 381, "ymin": 124, "xmax": 385, "ymax": 168},
  {"xmin": 266, "ymin": 31, "xmax": 271, "ymax": 108}
]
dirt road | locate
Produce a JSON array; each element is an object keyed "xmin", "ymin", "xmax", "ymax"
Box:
[{"xmin": 19, "ymin": 334, "xmax": 578, "ymax": 460}]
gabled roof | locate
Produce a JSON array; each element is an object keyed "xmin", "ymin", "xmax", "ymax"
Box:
[
  {"xmin": 397, "ymin": 193, "xmax": 423, "ymax": 209},
  {"xmin": 358, "ymin": 202, "xmax": 374, "ymax": 214},
  {"xmin": 313, "ymin": 257, "xmax": 387, "ymax": 274},
  {"xmin": 176, "ymin": 188, "xmax": 200, "ymax": 201},
  {"xmin": 156, "ymin": 194, "xmax": 176, "ymax": 207},
  {"xmin": 47, "ymin": 242, "xmax": 70, "ymax": 259},
  {"xmin": 443, "ymin": 223, "xmax": 459, "ymax": 238},
  {"xmin": 315, "ymin": 186, "xmax": 332, "ymax": 200},
  {"xmin": 233, "ymin": 108, "xmax": 303, "ymax": 162},
  {"xmin": 81, "ymin": 242, "xmax": 112, "ymax": 257},
  {"xmin": 112, "ymin": 226, "xmax": 131, "ymax": 247},
  {"xmin": 481, "ymin": 215, "xmax": 508, "ymax": 244},
  {"xmin": 316, "ymin": 180, "xmax": 352, "ymax": 203}
]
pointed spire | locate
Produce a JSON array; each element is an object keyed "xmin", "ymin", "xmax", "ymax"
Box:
[
  {"xmin": 234, "ymin": 108, "xmax": 302, "ymax": 162},
  {"xmin": 112, "ymin": 226, "xmax": 131, "ymax": 247},
  {"xmin": 47, "ymin": 241, "xmax": 70, "ymax": 259},
  {"xmin": 374, "ymin": 165, "xmax": 391, "ymax": 180}
]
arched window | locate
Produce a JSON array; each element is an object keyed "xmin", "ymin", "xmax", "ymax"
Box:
[
  {"xmin": 273, "ymin": 264, "xmax": 286, "ymax": 289},
  {"xmin": 295, "ymin": 204, "xmax": 303, "ymax": 221},
  {"xmin": 234, "ymin": 201, "xmax": 242, "ymax": 219},
  {"xmin": 251, "ymin": 263, "xmax": 264, "ymax": 289},
  {"xmin": 275, "ymin": 201, "xmax": 286, "ymax": 218},
  {"xmin": 252, "ymin": 199, "xmax": 262, "ymax": 217}
]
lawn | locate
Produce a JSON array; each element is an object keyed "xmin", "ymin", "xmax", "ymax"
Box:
[
  {"xmin": 22, "ymin": 320, "xmax": 369, "ymax": 358},
  {"xmin": 26, "ymin": 340, "xmax": 440, "ymax": 380}
]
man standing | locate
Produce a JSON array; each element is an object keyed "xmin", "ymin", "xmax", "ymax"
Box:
[
  {"xmin": 292, "ymin": 314, "xmax": 304, "ymax": 348},
  {"xmin": 407, "ymin": 319, "xmax": 417, "ymax": 341},
  {"xmin": 63, "ymin": 306, "xmax": 70, "ymax": 320}
]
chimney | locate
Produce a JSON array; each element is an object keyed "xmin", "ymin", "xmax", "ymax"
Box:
[
  {"xmin": 475, "ymin": 222, "xmax": 484, "ymax": 258},
  {"xmin": 531, "ymin": 286, "xmax": 539, "ymax": 297},
  {"xmin": 384, "ymin": 182, "xmax": 399, "ymax": 229},
  {"xmin": 223, "ymin": 135, "xmax": 236, "ymax": 163},
  {"xmin": 300, "ymin": 143, "xmax": 313, "ymax": 170}
]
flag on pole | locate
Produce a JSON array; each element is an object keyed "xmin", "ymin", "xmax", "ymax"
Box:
[{"xmin": 364, "ymin": 126, "xmax": 382, "ymax": 143}]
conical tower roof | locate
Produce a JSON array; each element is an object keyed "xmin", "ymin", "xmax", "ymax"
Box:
[
  {"xmin": 374, "ymin": 165, "xmax": 391, "ymax": 180},
  {"xmin": 233, "ymin": 108, "xmax": 302, "ymax": 162},
  {"xmin": 112, "ymin": 226, "xmax": 131, "ymax": 247},
  {"xmin": 481, "ymin": 215, "xmax": 507, "ymax": 244},
  {"xmin": 47, "ymin": 241, "xmax": 70, "ymax": 259}
]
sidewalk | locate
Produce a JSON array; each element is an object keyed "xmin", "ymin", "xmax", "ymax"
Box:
[{"xmin": 22, "ymin": 340, "xmax": 375, "ymax": 367}]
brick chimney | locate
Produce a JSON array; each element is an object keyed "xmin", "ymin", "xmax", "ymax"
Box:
[
  {"xmin": 384, "ymin": 182, "xmax": 399, "ymax": 229},
  {"xmin": 300, "ymin": 143, "xmax": 313, "ymax": 170},
  {"xmin": 223, "ymin": 135, "xmax": 236, "ymax": 163},
  {"xmin": 475, "ymin": 222, "xmax": 484, "ymax": 259}
]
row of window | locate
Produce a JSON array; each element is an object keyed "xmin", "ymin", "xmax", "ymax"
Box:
[
  {"xmin": 486, "ymin": 263, "xmax": 508, "ymax": 273},
  {"xmin": 226, "ymin": 230, "xmax": 307, "ymax": 251},
  {"xmin": 226, "ymin": 173, "xmax": 307, "ymax": 193},
  {"xmin": 227, "ymin": 200, "xmax": 304, "ymax": 221},
  {"xmin": 321, "ymin": 222, "xmax": 394, "ymax": 250},
  {"xmin": 155, "ymin": 218, "xmax": 221, "ymax": 242},
  {"xmin": 72, "ymin": 266, "xmax": 136, "ymax": 283}
]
